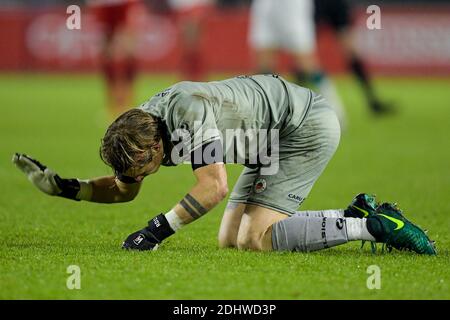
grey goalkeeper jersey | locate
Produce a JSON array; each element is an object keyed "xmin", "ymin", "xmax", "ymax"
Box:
[{"xmin": 139, "ymin": 74, "xmax": 313, "ymax": 167}]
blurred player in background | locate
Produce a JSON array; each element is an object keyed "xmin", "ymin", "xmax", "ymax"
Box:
[
  {"xmin": 88, "ymin": 0, "xmax": 142, "ymax": 117},
  {"xmin": 168, "ymin": 0, "xmax": 215, "ymax": 81},
  {"xmin": 248, "ymin": 0, "xmax": 346, "ymax": 126},
  {"xmin": 314, "ymin": 0, "xmax": 393, "ymax": 114}
]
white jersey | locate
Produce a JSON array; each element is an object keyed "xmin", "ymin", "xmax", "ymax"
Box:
[{"xmin": 249, "ymin": 0, "xmax": 316, "ymax": 53}]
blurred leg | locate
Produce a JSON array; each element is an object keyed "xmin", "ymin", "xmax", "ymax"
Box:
[
  {"xmin": 338, "ymin": 29, "xmax": 392, "ymax": 114},
  {"xmin": 176, "ymin": 6, "xmax": 210, "ymax": 81},
  {"xmin": 255, "ymin": 48, "xmax": 277, "ymax": 74},
  {"xmin": 292, "ymin": 51, "xmax": 346, "ymax": 128},
  {"xmin": 95, "ymin": 3, "xmax": 137, "ymax": 118}
]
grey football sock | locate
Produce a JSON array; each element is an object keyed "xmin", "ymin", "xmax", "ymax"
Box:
[
  {"xmin": 295, "ymin": 209, "xmax": 345, "ymax": 218},
  {"xmin": 272, "ymin": 216, "xmax": 348, "ymax": 252}
]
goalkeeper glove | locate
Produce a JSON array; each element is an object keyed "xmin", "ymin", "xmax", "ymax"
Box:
[
  {"xmin": 122, "ymin": 214, "xmax": 175, "ymax": 251},
  {"xmin": 12, "ymin": 153, "xmax": 92, "ymax": 201}
]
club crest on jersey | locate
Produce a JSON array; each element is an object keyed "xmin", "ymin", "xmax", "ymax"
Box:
[{"xmin": 254, "ymin": 178, "xmax": 267, "ymax": 194}]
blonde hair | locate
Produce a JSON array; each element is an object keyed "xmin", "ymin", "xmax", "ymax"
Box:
[{"xmin": 100, "ymin": 109, "xmax": 162, "ymax": 173}]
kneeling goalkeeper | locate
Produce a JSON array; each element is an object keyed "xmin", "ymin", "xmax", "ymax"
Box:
[{"xmin": 13, "ymin": 75, "xmax": 436, "ymax": 254}]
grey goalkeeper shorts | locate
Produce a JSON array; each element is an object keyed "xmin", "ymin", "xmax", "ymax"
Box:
[{"xmin": 228, "ymin": 93, "xmax": 341, "ymax": 216}]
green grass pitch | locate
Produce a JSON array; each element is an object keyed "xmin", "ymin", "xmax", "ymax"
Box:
[{"xmin": 0, "ymin": 73, "xmax": 449, "ymax": 299}]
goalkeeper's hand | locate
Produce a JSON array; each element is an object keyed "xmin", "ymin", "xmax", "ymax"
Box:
[
  {"xmin": 122, "ymin": 214, "xmax": 175, "ymax": 251},
  {"xmin": 12, "ymin": 153, "xmax": 84, "ymax": 201},
  {"xmin": 122, "ymin": 228, "xmax": 161, "ymax": 251}
]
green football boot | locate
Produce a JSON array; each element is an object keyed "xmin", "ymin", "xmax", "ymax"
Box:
[
  {"xmin": 344, "ymin": 193, "xmax": 378, "ymax": 218},
  {"xmin": 366, "ymin": 203, "xmax": 437, "ymax": 255}
]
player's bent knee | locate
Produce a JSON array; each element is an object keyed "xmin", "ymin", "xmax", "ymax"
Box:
[
  {"xmin": 235, "ymin": 205, "xmax": 284, "ymax": 251},
  {"xmin": 236, "ymin": 232, "xmax": 263, "ymax": 251},
  {"xmin": 218, "ymin": 202, "xmax": 246, "ymax": 249},
  {"xmin": 218, "ymin": 233, "xmax": 237, "ymax": 248}
]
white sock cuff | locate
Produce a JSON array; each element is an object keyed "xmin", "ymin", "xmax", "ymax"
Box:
[
  {"xmin": 165, "ymin": 209, "xmax": 184, "ymax": 232},
  {"xmin": 77, "ymin": 179, "xmax": 93, "ymax": 201},
  {"xmin": 346, "ymin": 218, "xmax": 376, "ymax": 241},
  {"xmin": 295, "ymin": 209, "xmax": 345, "ymax": 218},
  {"xmin": 320, "ymin": 209, "xmax": 345, "ymax": 218}
]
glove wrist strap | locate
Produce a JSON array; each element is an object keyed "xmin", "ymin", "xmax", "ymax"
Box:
[
  {"xmin": 145, "ymin": 214, "xmax": 175, "ymax": 242},
  {"xmin": 54, "ymin": 176, "xmax": 93, "ymax": 201},
  {"xmin": 53, "ymin": 175, "xmax": 80, "ymax": 201}
]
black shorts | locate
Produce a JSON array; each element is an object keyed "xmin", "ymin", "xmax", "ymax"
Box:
[{"xmin": 314, "ymin": 0, "xmax": 351, "ymax": 32}]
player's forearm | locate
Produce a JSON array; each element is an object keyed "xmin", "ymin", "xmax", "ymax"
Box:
[
  {"xmin": 55, "ymin": 175, "xmax": 136, "ymax": 203},
  {"xmin": 172, "ymin": 179, "xmax": 229, "ymax": 225},
  {"xmin": 88, "ymin": 176, "xmax": 138, "ymax": 203}
]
